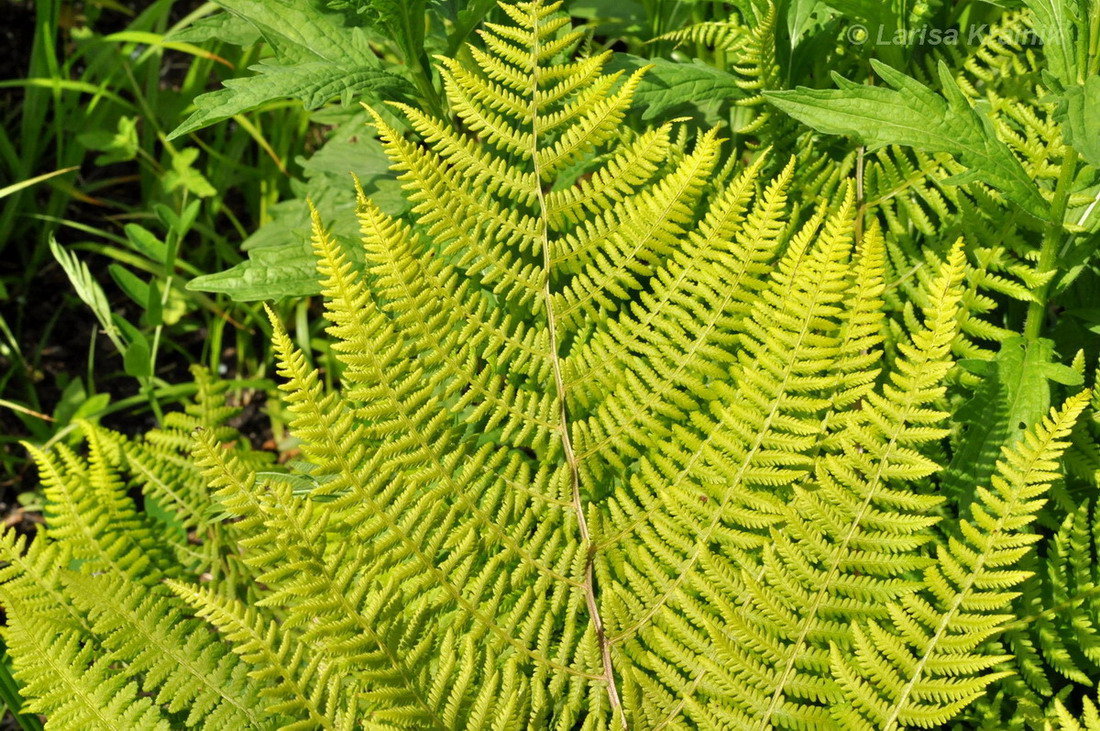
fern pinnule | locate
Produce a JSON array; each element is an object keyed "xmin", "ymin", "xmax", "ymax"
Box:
[
  {"xmin": 654, "ymin": 20, "xmax": 749, "ymax": 52},
  {"xmin": 1056, "ymin": 694, "xmax": 1100, "ymax": 731}
]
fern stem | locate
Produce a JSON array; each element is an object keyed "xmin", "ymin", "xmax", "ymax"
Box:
[
  {"xmin": 1024, "ymin": 147, "xmax": 1078, "ymax": 340},
  {"xmin": 527, "ymin": 4, "xmax": 625, "ymax": 723}
]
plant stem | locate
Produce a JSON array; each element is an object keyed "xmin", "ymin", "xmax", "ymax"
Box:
[{"xmin": 1024, "ymin": 147, "xmax": 1078, "ymax": 340}]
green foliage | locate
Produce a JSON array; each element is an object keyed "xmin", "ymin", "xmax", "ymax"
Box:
[
  {"xmin": 3, "ymin": 2, "xmax": 1098, "ymax": 728},
  {"xmin": 0, "ymin": 0, "xmax": 313, "ymax": 487},
  {"xmin": 168, "ymin": 1, "xmax": 418, "ymax": 139},
  {"xmin": 766, "ymin": 61, "xmax": 1048, "ymax": 218}
]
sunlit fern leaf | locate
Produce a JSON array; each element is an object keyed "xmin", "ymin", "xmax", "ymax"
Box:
[
  {"xmin": 775, "ymin": 11, "xmax": 1075, "ymax": 372},
  {"xmin": 168, "ymin": 579, "xmax": 361, "ymax": 729},
  {"xmin": 831, "ymin": 391, "xmax": 1090, "ymax": 730},
  {"xmin": 191, "ymin": 422, "xmax": 449, "ymax": 727},
  {"xmin": 93, "ymin": 365, "xmax": 275, "ymax": 598},
  {"xmin": 599, "ymin": 190, "xmax": 869, "ymax": 727},
  {"xmin": 678, "ymin": 242, "xmax": 969, "ymax": 730},
  {"xmin": 0, "ymin": 530, "xmax": 82, "ymax": 632},
  {"xmin": 942, "ymin": 11, "xmax": 1044, "ymax": 98},
  {"xmin": 729, "ymin": 0, "xmax": 780, "ymax": 137},
  {"xmin": 6, "ymin": 614, "xmax": 171, "ymax": 729},
  {"xmin": 66, "ymin": 571, "xmax": 274, "ymax": 729},
  {"xmin": 23, "ymin": 436, "xmax": 174, "ymax": 586}
]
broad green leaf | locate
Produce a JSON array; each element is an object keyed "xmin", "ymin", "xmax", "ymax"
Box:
[
  {"xmin": 168, "ymin": 10, "xmax": 262, "ymax": 46},
  {"xmin": 71, "ymin": 393, "xmax": 111, "ymax": 425},
  {"xmin": 170, "ymin": 62, "xmax": 414, "ymax": 139},
  {"xmin": 765, "ymin": 60, "xmax": 1048, "ymax": 218},
  {"xmin": 786, "ymin": 0, "xmax": 837, "ymax": 49},
  {"xmin": 1020, "ymin": 0, "xmax": 1085, "ymax": 87},
  {"xmin": 187, "ymin": 240, "xmax": 338, "ymax": 301},
  {"xmin": 1058, "ymin": 76, "xmax": 1100, "ymax": 167},
  {"xmin": 51, "ymin": 379, "xmax": 90, "ymax": 429},
  {"xmin": 155, "ymin": 200, "xmax": 201, "ymax": 238},
  {"xmin": 108, "ymin": 264, "xmax": 150, "ymax": 309},
  {"xmin": 123, "ymin": 224, "xmax": 168, "ymax": 264},
  {"xmin": 445, "ymin": 0, "xmax": 500, "ymax": 55},
  {"xmin": 168, "ymin": 0, "xmax": 416, "ymax": 139},
  {"xmin": 122, "ymin": 333, "xmax": 152, "ymax": 380},
  {"xmin": 568, "ymin": 0, "xmax": 645, "ymax": 34},
  {"xmin": 189, "ymin": 128, "xmax": 400, "ymax": 301},
  {"xmin": 607, "ymin": 55, "xmax": 744, "ymax": 121},
  {"xmin": 78, "ymin": 116, "xmax": 138, "ymax": 166},
  {"xmin": 214, "ymin": 0, "xmax": 374, "ymax": 62}
]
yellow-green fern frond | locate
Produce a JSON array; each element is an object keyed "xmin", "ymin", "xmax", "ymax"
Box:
[
  {"xmin": 6, "ymin": 615, "xmax": 171, "ymax": 729},
  {"xmin": 97, "ymin": 365, "xmax": 274, "ymax": 597},
  {"xmin": 681, "ymin": 242, "xmax": 967, "ymax": 730},
  {"xmin": 1, "ymin": 2, "xmax": 1061, "ymax": 729},
  {"xmin": 24, "ymin": 437, "xmax": 170, "ymax": 585},
  {"xmin": 0, "ymin": 529, "xmax": 81, "ymax": 630},
  {"xmin": 67, "ymin": 572, "xmax": 273, "ymax": 728},
  {"xmin": 831, "ymin": 391, "xmax": 1089, "ymax": 730},
  {"xmin": 168, "ymin": 579, "xmax": 358, "ymax": 729}
]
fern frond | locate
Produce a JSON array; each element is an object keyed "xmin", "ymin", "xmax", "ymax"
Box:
[
  {"xmin": 168, "ymin": 579, "xmax": 356, "ymax": 729},
  {"xmin": 1, "ymin": 2, "xmax": 1067, "ymax": 729},
  {"xmin": 23, "ymin": 437, "xmax": 169, "ymax": 585},
  {"xmin": 194, "ymin": 423, "xmax": 449, "ymax": 726},
  {"xmin": 91, "ymin": 366, "xmax": 273, "ymax": 597},
  {"xmin": 6, "ymin": 615, "xmax": 171, "ymax": 730},
  {"xmin": 698, "ymin": 241, "xmax": 967, "ymax": 730},
  {"xmin": 1004, "ymin": 499, "xmax": 1100, "ymax": 689},
  {"xmin": 831, "ymin": 391, "xmax": 1090, "ymax": 730},
  {"xmin": 67, "ymin": 572, "xmax": 273, "ymax": 728},
  {"xmin": 0, "ymin": 528, "xmax": 80, "ymax": 629}
]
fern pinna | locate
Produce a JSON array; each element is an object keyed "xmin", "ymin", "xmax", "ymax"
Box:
[{"xmin": 0, "ymin": 2, "xmax": 1088, "ymax": 729}]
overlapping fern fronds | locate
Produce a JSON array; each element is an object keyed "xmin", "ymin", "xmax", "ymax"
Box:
[{"xmin": 0, "ymin": 2, "xmax": 1090, "ymax": 729}]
